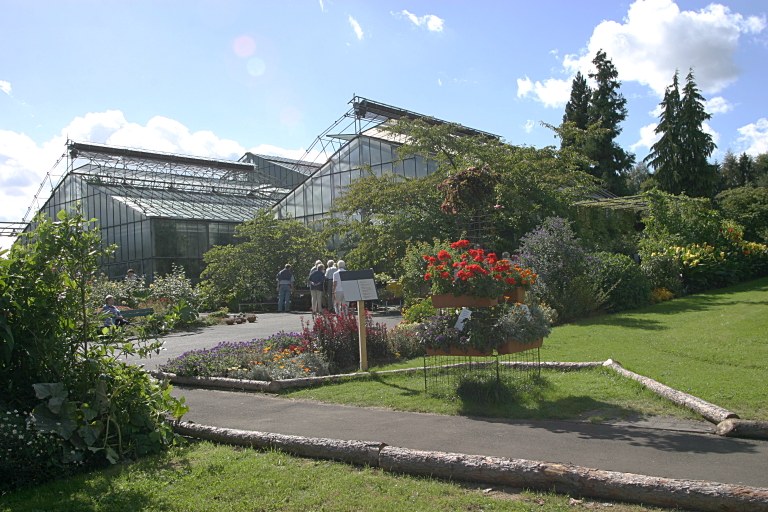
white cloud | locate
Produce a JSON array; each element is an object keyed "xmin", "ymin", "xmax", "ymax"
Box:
[
  {"xmin": 563, "ymin": 0, "xmax": 765, "ymax": 96},
  {"xmin": 348, "ymin": 15, "xmax": 364, "ymax": 40},
  {"xmin": 706, "ymin": 96, "xmax": 732, "ymax": 114},
  {"xmin": 0, "ymin": 80, "xmax": 11, "ymax": 95},
  {"xmin": 524, "ymin": 120, "xmax": 535, "ymax": 133},
  {"xmin": 396, "ymin": 10, "xmax": 444, "ymax": 32},
  {"xmin": 631, "ymin": 123, "xmax": 660, "ymax": 152},
  {"xmin": 515, "ymin": 76, "xmax": 571, "ymax": 108},
  {"xmin": 318, "ymin": 0, "xmax": 324, "ymax": 13},
  {"xmin": 437, "ymin": 78, "xmax": 443, "ymax": 87},
  {"xmin": 519, "ymin": 0, "xmax": 765, "ymax": 109},
  {"xmin": 737, "ymin": 118, "xmax": 768, "ymax": 156}
]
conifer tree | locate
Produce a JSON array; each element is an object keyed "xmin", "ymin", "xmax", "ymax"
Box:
[
  {"xmin": 561, "ymin": 72, "xmax": 590, "ymax": 149},
  {"xmin": 645, "ymin": 70, "xmax": 717, "ymax": 197},
  {"xmin": 586, "ymin": 50, "xmax": 634, "ymax": 196},
  {"xmin": 558, "ymin": 50, "xmax": 634, "ymax": 195}
]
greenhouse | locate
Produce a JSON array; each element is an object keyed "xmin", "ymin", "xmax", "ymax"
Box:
[{"xmin": 14, "ymin": 96, "xmax": 496, "ymax": 281}]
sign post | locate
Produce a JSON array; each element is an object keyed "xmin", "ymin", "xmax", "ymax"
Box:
[{"xmin": 339, "ymin": 269, "xmax": 378, "ymax": 371}]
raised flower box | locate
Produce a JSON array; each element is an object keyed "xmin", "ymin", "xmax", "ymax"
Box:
[
  {"xmin": 431, "ymin": 294, "xmax": 498, "ymax": 309},
  {"xmin": 426, "ymin": 337, "xmax": 543, "ymax": 357}
]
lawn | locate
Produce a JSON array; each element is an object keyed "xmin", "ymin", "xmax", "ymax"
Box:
[
  {"xmin": 284, "ymin": 277, "xmax": 768, "ymax": 421},
  {"xmin": 1, "ymin": 442, "xmax": 668, "ymax": 512},
  {"xmin": 5, "ymin": 278, "xmax": 766, "ymax": 511}
]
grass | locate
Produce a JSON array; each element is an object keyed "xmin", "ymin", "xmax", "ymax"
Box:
[
  {"xmin": 283, "ymin": 277, "xmax": 768, "ymax": 421},
  {"xmin": 1, "ymin": 441, "xmax": 669, "ymax": 512},
  {"xmin": 542, "ymin": 276, "xmax": 768, "ymax": 420},
  {"xmin": 283, "ymin": 367, "xmax": 703, "ymax": 423},
  {"xmin": 5, "ymin": 278, "xmax": 765, "ymax": 510}
]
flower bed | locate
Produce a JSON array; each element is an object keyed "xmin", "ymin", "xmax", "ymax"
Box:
[{"xmin": 159, "ymin": 332, "xmax": 330, "ymax": 381}]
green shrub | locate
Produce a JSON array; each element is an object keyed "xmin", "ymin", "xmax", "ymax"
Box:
[
  {"xmin": 591, "ymin": 252, "xmax": 652, "ymax": 312},
  {"xmin": 402, "ymin": 297, "xmax": 437, "ymax": 324},
  {"xmin": 387, "ymin": 324, "xmax": 425, "ymax": 359},
  {"xmin": 1, "ymin": 209, "xmax": 187, "ymax": 491},
  {"xmin": 640, "ymin": 251, "xmax": 684, "ymax": 295},
  {"xmin": 0, "ymin": 406, "xmax": 62, "ymax": 493},
  {"xmin": 519, "ymin": 217, "xmax": 604, "ymax": 322}
]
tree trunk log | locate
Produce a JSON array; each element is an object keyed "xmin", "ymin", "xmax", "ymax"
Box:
[
  {"xmin": 603, "ymin": 360, "xmax": 739, "ymax": 424},
  {"xmin": 716, "ymin": 419, "xmax": 768, "ymax": 439},
  {"xmin": 173, "ymin": 422, "xmax": 768, "ymax": 512},
  {"xmin": 378, "ymin": 446, "xmax": 768, "ymax": 512}
]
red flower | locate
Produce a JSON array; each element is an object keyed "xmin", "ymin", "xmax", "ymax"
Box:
[
  {"xmin": 437, "ymin": 249, "xmax": 452, "ymax": 261},
  {"xmin": 450, "ymin": 239, "xmax": 471, "ymax": 249}
]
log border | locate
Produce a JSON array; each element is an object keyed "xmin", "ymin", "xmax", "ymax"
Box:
[{"xmin": 173, "ymin": 421, "xmax": 768, "ymax": 512}]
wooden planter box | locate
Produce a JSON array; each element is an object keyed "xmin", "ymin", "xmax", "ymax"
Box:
[
  {"xmin": 426, "ymin": 337, "xmax": 543, "ymax": 357},
  {"xmin": 431, "ymin": 294, "xmax": 498, "ymax": 308}
]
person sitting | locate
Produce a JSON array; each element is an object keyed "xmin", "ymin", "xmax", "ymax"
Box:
[{"xmin": 103, "ymin": 295, "xmax": 128, "ymax": 327}]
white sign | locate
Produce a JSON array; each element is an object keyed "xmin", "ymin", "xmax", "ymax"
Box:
[
  {"xmin": 339, "ymin": 269, "xmax": 379, "ymax": 301},
  {"xmin": 455, "ymin": 307, "xmax": 472, "ymax": 331}
]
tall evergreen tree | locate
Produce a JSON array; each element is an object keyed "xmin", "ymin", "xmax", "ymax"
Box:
[
  {"xmin": 737, "ymin": 152, "xmax": 755, "ymax": 186},
  {"xmin": 645, "ymin": 69, "xmax": 717, "ymax": 197},
  {"xmin": 719, "ymin": 150, "xmax": 740, "ymax": 189},
  {"xmin": 558, "ymin": 51, "xmax": 634, "ymax": 195},
  {"xmin": 678, "ymin": 69, "xmax": 717, "ymax": 196},
  {"xmin": 586, "ymin": 50, "xmax": 634, "ymax": 196},
  {"xmin": 644, "ymin": 71, "xmax": 682, "ymax": 192},
  {"xmin": 561, "ymin": 72, "xmax": 590, "ymax": 149}
]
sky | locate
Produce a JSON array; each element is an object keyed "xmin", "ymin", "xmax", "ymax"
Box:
[{"xmin": 2, "ymin": 0, "xmax": 767, "ymax": 251}]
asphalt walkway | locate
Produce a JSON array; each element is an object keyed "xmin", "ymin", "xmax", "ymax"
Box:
[{"xmin": 136, "ymin": 311, "xmax": 768, "ymax": 490}]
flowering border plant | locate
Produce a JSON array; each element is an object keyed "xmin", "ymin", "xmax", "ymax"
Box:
[{"xmin": 422, "ymin": 239, "xmax": 537, "ymax": 299}]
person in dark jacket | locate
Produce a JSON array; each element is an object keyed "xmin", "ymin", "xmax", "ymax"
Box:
[{"xmin": 276, "ymin": 264, "xmax": 294, "ymax": 312}]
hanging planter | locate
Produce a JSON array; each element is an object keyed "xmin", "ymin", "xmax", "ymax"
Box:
[{"xmin": 431, "ymin": 294, "xmax": 498, "ymax": 309}]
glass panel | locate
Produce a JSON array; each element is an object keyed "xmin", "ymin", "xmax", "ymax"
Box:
[
  {"xmin": 369, "ymin": 139, "xmax": 382, "ymax": 166},
  {"xmin": 404, "ymin": 158, "xmax": 417, "ymax": 178},
  {"xmin": 312, "ymin": 180, "xmax": 323, "ymax": 216}
]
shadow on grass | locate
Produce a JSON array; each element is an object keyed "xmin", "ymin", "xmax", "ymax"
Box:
[
  {"xmin": 567, "ymin": 279, "xmax": 768, "ymax": 331},
  {"xmin": 3, "ymin": 448, "xmax": 195, "ymax": 510},
  {"xmin": 450, "ymin": 375, "xmax": 641, "ymax": 422},
  {"xmin": 367, "ymin": 371, "xmax": 424, "ymax": 397}
]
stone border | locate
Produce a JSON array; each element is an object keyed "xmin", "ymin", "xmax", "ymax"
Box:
[
  {"xmin": 173, "ymin": 421, "xmax": 768, "ymax": 512},
  {"xmin": 152, "ymin": 359, "xmax": 768, "ymax": 439}
]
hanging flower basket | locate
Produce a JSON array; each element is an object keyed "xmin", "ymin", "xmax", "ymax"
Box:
[{"xmin": 431, "ymin": 294, "xmax": 498, "ymax": 309}]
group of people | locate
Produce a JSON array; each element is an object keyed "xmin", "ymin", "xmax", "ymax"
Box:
[{"xmin": 276, "ymin": 259, "xmax": 349, "ymax": 314}]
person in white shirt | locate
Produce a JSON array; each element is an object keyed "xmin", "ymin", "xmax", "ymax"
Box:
[
  {"xmin": 332, "ymin": 260, "xmax": 347, "ymax": 314},
  {"xmin": 324, "ymin": 259, "xmax": 337, "ymax": 312}
]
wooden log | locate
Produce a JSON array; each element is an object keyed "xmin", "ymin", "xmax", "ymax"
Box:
[
  {"xmin": 378, "ymin": 446, "xmax": 768, "ymax": 512},
  {"xmin": 716, "ymin": 419, "xmax": 768, "ymax": 440},
  {"xmin": 172, "ymin": 422, "xmax": 768, "ymax": 512},
  {"xmin": 602, "ymin": 359, "xmax": 739, "ymax": 424},
  {"xmin": 173, "ymin": 421, "xmax": 383, "ymax": 467}
]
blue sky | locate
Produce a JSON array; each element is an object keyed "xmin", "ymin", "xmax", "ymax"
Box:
[{"xmin": 1, "ymin": 0, "xmax": 767, "ymax": 250}]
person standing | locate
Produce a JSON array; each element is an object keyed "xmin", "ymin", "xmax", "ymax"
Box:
[
  {"xmin": 308, "ymin": 263, "xmax": 326, "ymax": 315},
  {"xmin": 276, "ymin": 264, "xmax": 294, "ymax": 313},
  {"xmin": 332, "ymin": 260, "xmax": 347, "ymax": 314},
  {"xmin": 324, "ymin": 259, "xmax": 337, "ymax": 312}
]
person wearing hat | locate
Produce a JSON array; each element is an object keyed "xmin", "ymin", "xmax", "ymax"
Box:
[{"xmin": 102, "ymin": 295, "xmax": 128, "ymax": 327}]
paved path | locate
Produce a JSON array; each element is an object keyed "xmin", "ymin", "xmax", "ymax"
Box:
[{"xmin": 139, "ymin": 311, "xmax": 768, "ymax": 489}]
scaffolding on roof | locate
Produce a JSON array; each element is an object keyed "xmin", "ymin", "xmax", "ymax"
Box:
[
  {"xmin": 19, "ymin": 140, "xmax": 316, "ymax": 226},
  {"xmin": 287, "ymin": 95, "xmax": 501, "ymax": 174}
]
